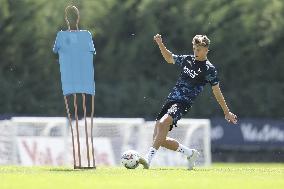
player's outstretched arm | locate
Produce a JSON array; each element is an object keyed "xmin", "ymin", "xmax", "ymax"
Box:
[
  {"xmin": 212, "ymin": 84, "xmax": 238, "ymax": 124},
  {"xmin": 154, "ymin": 34, "xmax": 174, "ymax": 64}
]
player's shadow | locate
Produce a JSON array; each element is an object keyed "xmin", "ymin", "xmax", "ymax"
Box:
[
  {"xmin": 153, "ymin": 167, "xmax": 198, "ymax": 171},
  {"xmin": 48, "ymin": 167, "xmax": 95, "ymax": 172}
]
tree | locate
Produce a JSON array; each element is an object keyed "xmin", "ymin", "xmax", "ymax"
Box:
[{"xmin": 0, "ymin": 0, "xmax": 283, "ymax": 118}]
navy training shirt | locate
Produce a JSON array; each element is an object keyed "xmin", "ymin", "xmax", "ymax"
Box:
[{"xmin": 167, "ymin": 54, "xmax": 219, "ymax": 106}]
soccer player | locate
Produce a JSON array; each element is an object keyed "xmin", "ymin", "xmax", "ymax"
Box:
[{"xmin": 139, "ymin": 34, "xmax": 237, "ymax": 170}]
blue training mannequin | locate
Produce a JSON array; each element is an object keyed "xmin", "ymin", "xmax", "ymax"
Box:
[
  {"xmin": 53, "ymin": 30, "xmax": 96, "ymax": 95},
  {"xmin": 52, "ymin": 5, "xmax": 96, "ymax": 169}
]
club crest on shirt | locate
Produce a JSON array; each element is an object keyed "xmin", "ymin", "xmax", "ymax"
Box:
[{"xmin": 186, "ymin": 60, "xmax": 192, "ymax": 66}]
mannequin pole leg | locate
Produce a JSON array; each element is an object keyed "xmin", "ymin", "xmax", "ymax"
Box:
[
  {"xmin": 64, "ymin": 96, "xmax": 76, "ymax": 169},
  {"xmin": 73, "ymin": 94, "xmax": 81, "ymax": 167}
]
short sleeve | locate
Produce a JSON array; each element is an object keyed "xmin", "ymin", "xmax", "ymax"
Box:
[
  {"xmin": 88, "ymin": 31, "xmax": 96, "ymax": 54},
  {"xmin": 172, "ymin": 54, "xmax": 189, "ymax": 67},
  {"xmin": 53, "ymin": 32, "xmax": 61, "ymax": 53},
  {"xmin": 206, "ymin": 64, "xmax": 219, "ymax": 86}
]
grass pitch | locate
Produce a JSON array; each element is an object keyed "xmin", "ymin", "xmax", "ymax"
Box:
[{"xmin": 1, "ymin": 163, "xmax": 283, "ymax": 189}]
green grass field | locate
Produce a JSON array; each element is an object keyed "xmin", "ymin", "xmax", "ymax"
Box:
[{"xmin": 1, "ymin": 164, "xmax": 283, "ymax": 189}]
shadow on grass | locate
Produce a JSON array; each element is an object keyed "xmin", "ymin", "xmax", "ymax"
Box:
[
  {"xmin": 48, "ymin": 167, "xmax": 199, "ymax": 172},
  {"xmin": 48, "ymin": 167, "xmax": 95, "ymax": 172},
  {"xmin": 152, "ymin": 167, "xmax": 196, "ymax": 171}
]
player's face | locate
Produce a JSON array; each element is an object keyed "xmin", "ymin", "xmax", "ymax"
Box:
[{"xmin": 193, "ymin": 45, "xmax": 208, "ymax": 61}]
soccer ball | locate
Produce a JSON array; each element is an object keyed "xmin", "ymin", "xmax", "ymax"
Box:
[{"xmin": 121, "ymin": 150, "xmax": 140, "ymax": 169}]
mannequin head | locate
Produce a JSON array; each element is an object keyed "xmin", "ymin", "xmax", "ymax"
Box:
[{"xmin": 65, "ymin": 5, "xmax": 80, "ymax": 30}]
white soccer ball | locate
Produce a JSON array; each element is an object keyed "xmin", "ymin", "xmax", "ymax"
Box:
[{"xmin": 121, "ymin": 150, "xmax": 140, "ymax": 169}]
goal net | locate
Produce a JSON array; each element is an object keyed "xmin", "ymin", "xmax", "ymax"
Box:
[{"xmin": 0, "ymin": 117, "xmax": 211, "ymax": 167}]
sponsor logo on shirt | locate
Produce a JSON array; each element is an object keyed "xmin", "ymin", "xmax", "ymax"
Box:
[{"xmin": 183, "ymin": 66, "xmax": 201, "ymax": 78}]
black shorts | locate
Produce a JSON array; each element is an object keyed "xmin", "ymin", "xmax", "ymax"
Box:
[{"xmin": 155, "ymin": 101, "xmax": 190, "ymax": 131}]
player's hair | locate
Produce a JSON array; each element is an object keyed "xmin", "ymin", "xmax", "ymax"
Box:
[
  {"xmin": 65, "ymin": 5, "xmax": 80, "ymax": 30},
  {"xmin": 192, "ymin": 35, "xmax": 210, "ymax": 48}
]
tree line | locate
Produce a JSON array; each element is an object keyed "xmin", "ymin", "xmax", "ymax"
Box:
[{"xmin": 0, "ymin": 0, "xmax": 283, "ymax": 119}]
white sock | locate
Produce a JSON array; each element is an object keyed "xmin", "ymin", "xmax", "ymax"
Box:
[
  {"xmin": 146, "ymin": 147, "xmax": 157, "ymax": 165},
  {"xmin": 176, "ymin": 143, "xmax": 193, "ymax": 157}
]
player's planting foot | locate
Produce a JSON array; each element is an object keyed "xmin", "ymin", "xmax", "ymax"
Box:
[
  {"xmin": 187, "ymin": 149, "xmax": 200, "ymax": 170},
  {"xmin": 138, "ymin": 156, "xmax": 149, "ymax": 169}
]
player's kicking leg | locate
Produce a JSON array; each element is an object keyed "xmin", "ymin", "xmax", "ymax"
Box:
[
  {"xmin": 140, "ymin": 103, "xmax": 200, "ymax": 169},
  {"xmin": 139, "ymin": 116, "xmax": 171, "ymax": 169},
  {"xmin": 140, "ymin": 114, "xmax": 199, "ymax": 170}
]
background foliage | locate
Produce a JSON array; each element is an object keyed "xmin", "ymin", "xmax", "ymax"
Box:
[{"xmin": 0, "ymin": 0, "xmax": 283, "ymax": 119}]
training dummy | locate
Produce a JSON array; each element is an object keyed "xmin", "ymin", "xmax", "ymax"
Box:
[{"xmin": 53, "ymin": 5, "xmax": 96, "ymax": 169}]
